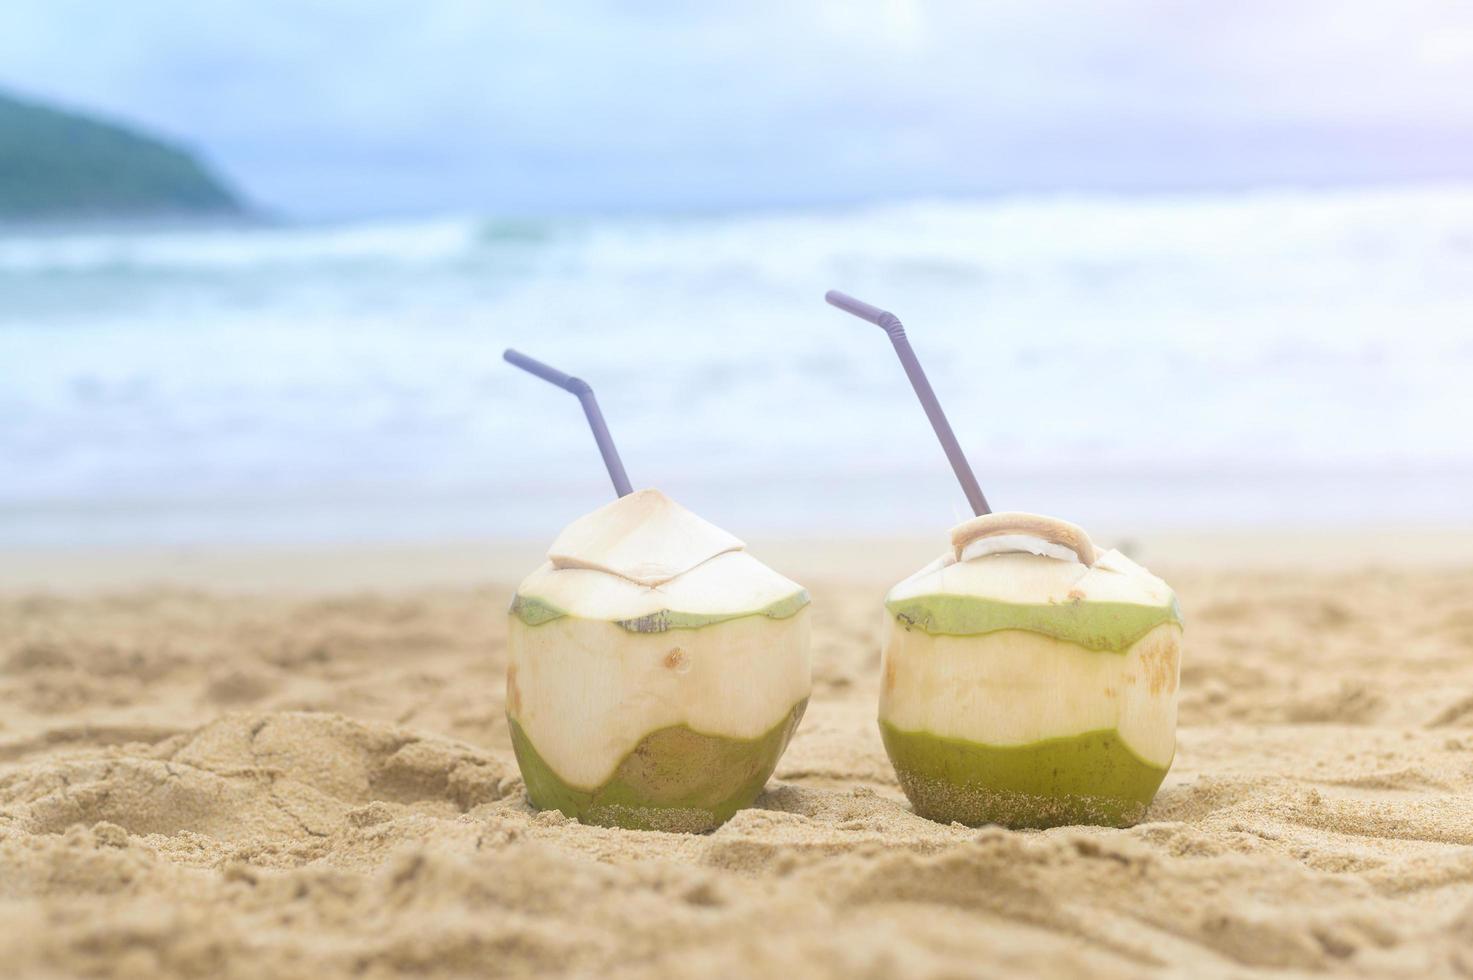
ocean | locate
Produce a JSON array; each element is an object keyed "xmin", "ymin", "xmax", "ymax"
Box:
[{"xmin": 3, "ymin": 184, "xmax": 1472, "ymax": 549}]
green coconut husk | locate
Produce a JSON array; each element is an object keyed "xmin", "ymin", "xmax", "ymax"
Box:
[
  {"xmin": 879, "ymin": 720, "xmax": 1170, "ymax": 829},
  {"xmin": 510, "ymin": 699, "xmax": 808, "ymax": 833}
]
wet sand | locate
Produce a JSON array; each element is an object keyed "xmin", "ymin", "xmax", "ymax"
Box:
[{"xmin": 3, "ymin": 535, "xmax": 1473, "ymax": 977}]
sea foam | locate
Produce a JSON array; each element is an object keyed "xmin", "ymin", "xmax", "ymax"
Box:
[{"xmin": 2, "ymin": 185, "xmax": 1471, "ymax": 546}]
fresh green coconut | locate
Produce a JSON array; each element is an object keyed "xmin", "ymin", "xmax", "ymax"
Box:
[
  {"xmin": 878, "ymin": 511, "xmax": 1182, "ymax": 828},
  {"xmin": 507, "ymin": 489, "xmax": 811, "ymax": 832}
]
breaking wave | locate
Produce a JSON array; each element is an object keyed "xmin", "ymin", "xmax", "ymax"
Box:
[{"xmin": 2, "ymin": 184, "xmax": 1471, "ymax": 545}]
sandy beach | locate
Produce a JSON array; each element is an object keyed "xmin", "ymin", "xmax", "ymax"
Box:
[
  {"xmin": 7, "ymin": 1, "xmax": 1471, "ymax": 975},
  {"xmin": 3, "ymin": 534, "xmax": 1473, "ymax": 978}
]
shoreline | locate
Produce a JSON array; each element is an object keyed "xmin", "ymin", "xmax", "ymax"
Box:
[{"xmin": 3, "ymin": 524, "xmax": 1470, "ymax": 594}]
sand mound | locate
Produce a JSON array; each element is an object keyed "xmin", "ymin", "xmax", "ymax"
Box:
[
  {"xmin": 0, "ymin": 712, "xmax": 513, "ymax": 843},
  {"xmin": 2, "ymin": 568, "xmax": 1473, "ymax": 977}
]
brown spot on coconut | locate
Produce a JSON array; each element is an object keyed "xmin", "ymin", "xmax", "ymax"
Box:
[
  {"xmin": 505, "ymin": 663, "xmax": 521, "ymax": 716},
  {"xmin": 1140, "ymin": 633, "xmax": 1180, "ymax": 696}
]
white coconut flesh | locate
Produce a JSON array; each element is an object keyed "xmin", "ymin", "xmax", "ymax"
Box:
[
  {"xmin": 546, "ymin": 487, "xmax": 743, "ymax": 585},
  {"xmin": 879, "ymin": 526, "xmax": 1181, "ymax": 769},
  {"xmin": 880, "ymin": 622, "xmax": 1180, "ymax": 767},
  {"xmin": 509, "ymin": 611, "xmax": 811, "ymax": 789},
  {"xmin": 508, "ymin": 488, "xmax": 811, "ymax": 790}
]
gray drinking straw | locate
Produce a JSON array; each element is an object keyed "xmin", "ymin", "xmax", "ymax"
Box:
[
  {"xmin": 503, "ymin": 349, "xmax": 633, "ymax": 498},
  {"xmin": 825, "ymin": 290, "xmax": 991, "ymax": 516}
]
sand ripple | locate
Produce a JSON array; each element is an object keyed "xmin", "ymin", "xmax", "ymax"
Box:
[{"xmin": 2, "ymin": 568, "xmax": 1473, "ymax": 977}]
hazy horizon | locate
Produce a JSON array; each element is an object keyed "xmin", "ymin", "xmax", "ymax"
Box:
[{"xmin": 3, "ymin": 1, "xmax": 1470, "ymax": 220}]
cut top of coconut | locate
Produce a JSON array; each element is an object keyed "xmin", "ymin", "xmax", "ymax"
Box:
[
  {"xmin": 884, "ymin": 537, "xmax": 1179, "ymax": 650},
  {"xmin": 890, "ymin": 512, "xmax": 1176, "ymax": 611},
  {"xmin": 546, "ymin": 488, "xmax": 745, "ymax": 586}
]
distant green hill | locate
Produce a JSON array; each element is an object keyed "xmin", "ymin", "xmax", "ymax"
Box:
[{"xmin": 0, "ymin": 90, "xmax": 245, "ymax": 221}]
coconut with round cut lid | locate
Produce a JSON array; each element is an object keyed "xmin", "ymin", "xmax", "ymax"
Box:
[
  {"xmin": 826, "ymin": 291, "xmax": 1183, "ymax": 828},
  {"xmin": 500, "ymin": 349, "xmax": 809, "ymax": 832},
  {"xmin": 878, "ymin": 511, "xmax": 1181, "ymax": 828}
]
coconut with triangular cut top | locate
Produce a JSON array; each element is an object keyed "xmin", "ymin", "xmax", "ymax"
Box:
[
  {"xmin": 506, "ymin": 488, "xmax": 811, "ymax": 832},
  {"xmin": 878, "ymin": 511, "xmax": 1182, "ymax": 828}
]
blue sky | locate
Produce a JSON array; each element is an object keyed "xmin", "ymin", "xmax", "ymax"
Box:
[{"xmin": 3, "ymin": 1, "xmax": 1471, "ymax": 218}]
